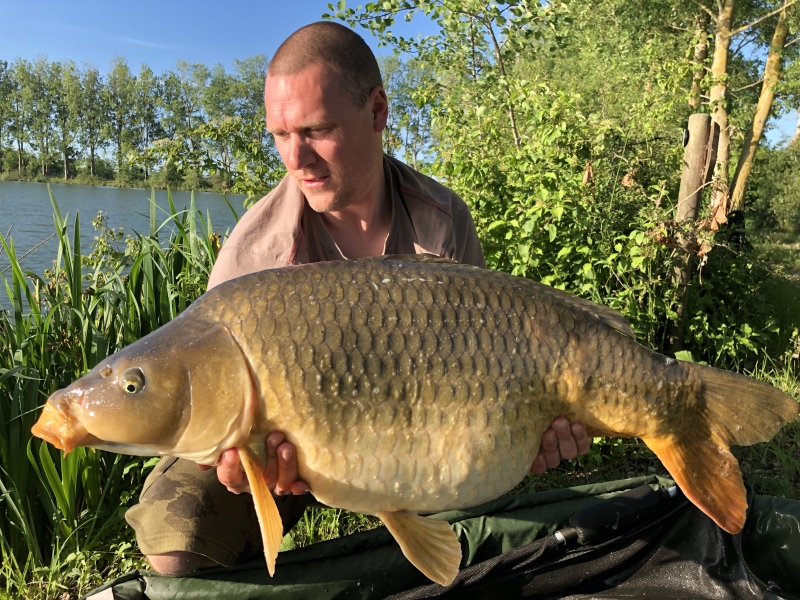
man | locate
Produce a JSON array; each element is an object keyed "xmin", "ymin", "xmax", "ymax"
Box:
[{"xmin": 127, "ymin": 21, "xmax": 590, "ymax": 577}]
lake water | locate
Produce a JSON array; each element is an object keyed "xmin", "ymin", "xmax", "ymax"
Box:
[{"xmin": 0, "ymin": 181, "xmax": 245, "ymax": 309}]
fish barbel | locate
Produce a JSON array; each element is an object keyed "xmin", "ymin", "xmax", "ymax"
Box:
[{"xmin": 32, "ymin": 255, "xmax": 798, "ymax": 585}]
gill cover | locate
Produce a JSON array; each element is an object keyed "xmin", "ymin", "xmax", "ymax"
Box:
[{"xmin": 32, "ymin": 318, "xmax": 255, "ymax": 464}]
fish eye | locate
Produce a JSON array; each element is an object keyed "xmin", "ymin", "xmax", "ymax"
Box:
[{"xmin": 121, "ymin": 368, "xmax": 146, "ymax": 394}]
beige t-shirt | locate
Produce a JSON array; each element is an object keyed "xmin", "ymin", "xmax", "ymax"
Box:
[{"xmin": 208, "ymin": 155, "xmax": 485, "ymax": 290}]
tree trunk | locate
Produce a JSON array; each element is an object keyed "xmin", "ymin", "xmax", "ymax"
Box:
[
  {"xmin": 689, "ymin": 13, "xmax": 710, "ymax": 110},
  {"xmin": 670, "ymin": 114, "xmax": 717, "ymax": 351},
  {"xmin": 729, "ymin": 5, "xmax": 791, "ymax": 211},
  {"xmin": 63, "ymin": 147, "xmax": 68, "ymax": 180},
  {"xmin": 116, "ymin": 129, "xmax": 122, "ymax": 183},
  {"xmin": 90, "ymin": 145, "xmax": 96, "ymax": 177},
  {"xmin": 16, "ymin": 141, "xmax": 22, "ymax": 171},
  {"xmin": 709, "ymin": 0, "xmax": 736, "ymax": 221}
]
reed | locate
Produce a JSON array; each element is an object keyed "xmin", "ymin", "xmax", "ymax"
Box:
[{"xmin": 0, "ymin": 187, "xmax": 234, "ymax": 598}]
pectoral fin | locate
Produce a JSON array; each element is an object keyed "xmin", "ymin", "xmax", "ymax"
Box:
[
  {"xmin": 238, "ymin": 445, "xmax": 283, "ymax": 576},
  {"xmin": 378, "ymin": 510, "xmax": 462, "ymax": 586}
]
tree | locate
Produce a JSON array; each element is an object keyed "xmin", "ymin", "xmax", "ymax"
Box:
[
  {"xmin": 204, "ymin": 63, "xmax": 237, "ymax": 120},
  {"xmin": 707, "ymin": 0, "xmax": 738, "ymax": 213},
  {"xmin": 379, "ymin": 55, "xmax": 433, "ymax": 168},
  {"xmin": 689, "ymin": 12, "xmax": 712, "ymax": 111},
  {"xmin": 379, "ymin": 55, "xmax": 406, "ymax": 157},
  {"xmin": 159, "ymin": 61, "xmax": 210, "ymax": 183},
  {"xmin": 78, "ymin": 64, "xmax": 107, "ymax": 177},
  {"xmin": 28, "ymin": 57, "xmax": 55, "ymax": 177},
  {"xmin": 771, "ymin": 12, "xmax": 800, "ymax": 143},
  {"xmin": 161, "ymin": 61, "xmax": 208, "ymax": 140},
  {"xmin": 132, "ymin": 64, "xmax": 162, "ymax": 180},
  {"xmin": 730, "ymin": 3, "xmax": 796, "ymax": 209},
  {"xmin": 8, "ymin": 59, "xmax": 32, "ymax": 172},
  {"xmin": 103, "ymin": 56, "xmax": 135, "ymax": 181},
  {"xmin": 51, "ymin": 60, "xmax": 82, "ymax": 180},
  {"xmin": 0, "ymin": 61, "xmax": 12, "ymax": 171},
  {"xmin": 231, "ymin": 54, "xmax": 269, "ymax": 124},
  {"xmin": 701, "ymin": 0, "xmax": 800, "ymax": 223},
  {"xmin": 203, "ymin": 63, "xmax": 238, "ymax": 182}
]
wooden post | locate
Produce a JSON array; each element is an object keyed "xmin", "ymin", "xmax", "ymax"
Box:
[{"xmin": 669, "ymin": 114, "xmax": 720, "ymax": 352}]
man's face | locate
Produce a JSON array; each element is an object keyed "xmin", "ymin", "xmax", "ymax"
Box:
[{"xmin": 265, "ymin": 63, "xmax": 387, "ymax": 213}]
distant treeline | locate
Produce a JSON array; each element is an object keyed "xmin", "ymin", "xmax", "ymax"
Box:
[
  {"xmin": 0, "ymin": 54, "xmax": 434, "ymax": 198},
  {"xmin": 0, "ymin": 56, "xmax": 274, "ymax": 191}
]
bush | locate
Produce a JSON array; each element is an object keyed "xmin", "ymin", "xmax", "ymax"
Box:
[{"xmin": 746, "ymin": 143, "xmax": 800, "ymax": 235}]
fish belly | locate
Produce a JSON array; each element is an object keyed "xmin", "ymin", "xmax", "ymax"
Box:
[{"xmin": 291, "ymin": 395, "xmax": 559, "ymax": 514}]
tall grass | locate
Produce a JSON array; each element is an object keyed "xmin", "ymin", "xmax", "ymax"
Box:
[{"xmin": 0, "ymin": 187, "xmax": 234, "ymax": 598}]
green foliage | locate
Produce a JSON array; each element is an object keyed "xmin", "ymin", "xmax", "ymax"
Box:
[
  {"xmin": 0, "ymin": 188, "xmax": 231, "ymax": 597},
  {"xmin": 682, "ymin": 248, "xmax": 779, "ymax": 366},
  {"xmin": 379, "ymin": 55, "xmax": 434, "ymax": 168},
  {"xmin": 746, "ymin": 142, "xmax": 800, "ymax": 235},
  {"xmin": 132, "ymin": 115, "xmax": 285, "ymax": 206}
]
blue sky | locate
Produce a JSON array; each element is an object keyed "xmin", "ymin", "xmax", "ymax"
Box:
[
  {"xmin": 0, "ymin": 0, "xmax": 795, "ymax": 144},
  {"xmin": 0, "ymin": 0, "xmax": 435, "ymax": 73}
]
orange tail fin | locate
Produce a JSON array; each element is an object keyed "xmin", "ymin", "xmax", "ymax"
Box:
[{"xmin": 643, "ymin": 363, "xmax": 798, "ymax": 534}]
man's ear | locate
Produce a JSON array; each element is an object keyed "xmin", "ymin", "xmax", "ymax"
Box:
[{"xmin": 370, "ymin": 86, "xmax": 389, "ymax": 133}]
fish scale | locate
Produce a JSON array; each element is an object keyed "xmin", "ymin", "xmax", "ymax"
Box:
[{"xmin": 31, "ymin": 254, "xmax": 799, "ymax": 586}]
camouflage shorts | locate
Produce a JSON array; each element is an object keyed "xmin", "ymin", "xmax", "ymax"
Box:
[{"xmin": 125, "ymin": 457, "xmax": 313, "ymax": 566}]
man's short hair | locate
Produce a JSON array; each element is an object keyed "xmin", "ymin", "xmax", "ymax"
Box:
[{"xmin": 269, "ymin": 21, "xmax": 383, "ymax": 108}]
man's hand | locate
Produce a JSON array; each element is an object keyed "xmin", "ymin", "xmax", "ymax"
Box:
[
  {"xmin": 202, "ymin": 418, "xmax": 590, "ymax": 494},
  {"xmin": 530, "ymin": 417, "xmax": 591, "ymax": 474},
  {"xmin": 197, "ymin": 431, "xmax": 310, "ymax": 496}
]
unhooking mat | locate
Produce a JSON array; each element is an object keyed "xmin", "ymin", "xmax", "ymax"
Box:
[{"xmin": 83, "ymin": 476, "xmax": 800, "ymax": 600}]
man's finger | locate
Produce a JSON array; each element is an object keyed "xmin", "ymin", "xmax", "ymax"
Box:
[
  {"xmin": 552, "ymin": 417, "xmax": 578, "ymax": 461},
  {"xmin": 274, "ymin": 442, "xmax": 298, "ymax": 495},
  {"xmin": 218, "ymin": 448, "xmax": 249, "ymax": 493},
  {"xmin": 530, "ymin": 452, "xmax": 547, "ymax": 474},
  {"xmin": 541, "ymin": 429, "xmax": 561, "ymax": 469},
  {"xmin": 572, "ymin": 423, "xmax": 590, "ymax": 455},
  {"xmin": 264, "ymin": 432, "xmax": 285, "ymax": 488},
  {"xmin": 291, "ymin": 481, "xmax": 311, "ymax": 495}
]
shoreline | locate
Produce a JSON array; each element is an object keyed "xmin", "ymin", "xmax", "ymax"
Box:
[{"xmin": 0, "ymin": 174, "xmax": 231, "ymax": 194}]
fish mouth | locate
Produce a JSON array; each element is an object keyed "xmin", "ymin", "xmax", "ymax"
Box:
[{"xmin": 31, "ymin": 396, "xmax": 103, "ymax": 454}]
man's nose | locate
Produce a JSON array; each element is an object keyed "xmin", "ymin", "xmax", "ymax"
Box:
[{"xmin": 283, "ymin": 135, "xmax": 315, "ymax": 171}]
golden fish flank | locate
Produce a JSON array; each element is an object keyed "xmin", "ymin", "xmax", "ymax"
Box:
[{"xmin": 31, "ymin": 255, "xmax": 799, "ymax": 586}]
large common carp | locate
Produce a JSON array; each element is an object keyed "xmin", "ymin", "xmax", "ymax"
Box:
[{"xmin": 32, "ymin": 255, "xmax": 798, "ymax": 585}]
